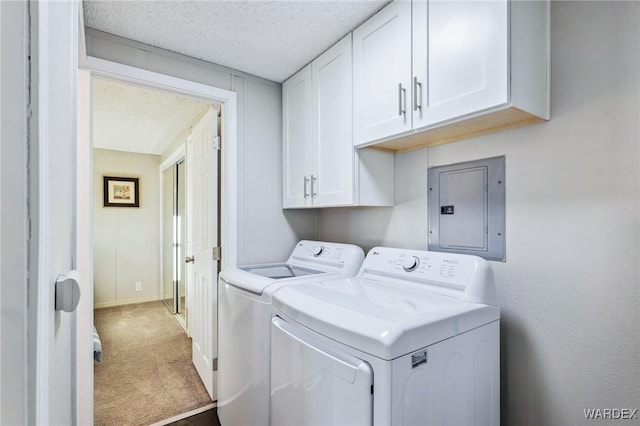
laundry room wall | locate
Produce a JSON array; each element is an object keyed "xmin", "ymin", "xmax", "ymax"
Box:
[
  {"xmin": 318, "ymin": 2, "xmax": 640, "ymax": 424},
  {"xmin": 94, "ymin": 148, "xmax": 161, "ymax": 307},
  {"xmin": 85, "ymin": 29, "xmax": 317, "ymax": 266},
  {"xmin": 0, "ymin": 2, "xmax": 30, "ymax": 424}
]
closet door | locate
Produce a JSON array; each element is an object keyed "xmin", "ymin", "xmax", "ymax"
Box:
[{"xmin": 161, "ymin": 166, "xmax": 176, "ymax": 312}]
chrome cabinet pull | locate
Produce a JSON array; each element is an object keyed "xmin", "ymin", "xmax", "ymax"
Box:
[
  {"xmin": 413, "ymin": 77, "xmax": 422, "ymax": 111},
  {"xmin": 398, "ymin": 83, "xmax": 406, "ymax": 116},
  {"xmin": 303, "ymin": 176, "xmax": 310, "ymax": 198},
  {"xmin": 310, "ymin": 175, "xmax": 317, "ymax": 197}
]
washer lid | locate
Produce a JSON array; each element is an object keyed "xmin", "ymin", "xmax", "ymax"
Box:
[
  {"xmin": 219, "ymin": 240, "xmax": 365, "ymax": 296},
  {"xmin": 220, "ymin": 263, "xmax": 326, "ymax": 295},
  {"xmin": 240, "ymin": 264, "xmax": 322, "ymax": 279},
  {"xmin": 272, "ymin": 277, "xmax": 500, "ymax": 360}
]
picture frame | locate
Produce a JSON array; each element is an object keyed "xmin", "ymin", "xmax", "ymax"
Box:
[{"xmin": 103, "ymin": 176, "xmax": 140, "ymax": 208}]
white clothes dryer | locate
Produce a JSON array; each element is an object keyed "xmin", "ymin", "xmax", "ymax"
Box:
[
  {"xmin": 270, "ymin": 247, "xmax": 500, "ymax": 426},
  {"xmin": 217, "ymin": 240, "xmax": 364, "ymax": 426}
]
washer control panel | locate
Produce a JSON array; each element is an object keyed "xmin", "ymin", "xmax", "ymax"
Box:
[
  {"xmin": 288, "ymin": 241, "xmax": 365, "ymax": 276},
  {"xmin": 295, "ymin": 243, "xmax": 344, "ymax": 262},
  {"xmin": 363, "ymin": 247, "xmax": 488, "ymax": 291},
  {"xmin": 360, "ymin": 247, "xmax": 497, "ymax": 304}
]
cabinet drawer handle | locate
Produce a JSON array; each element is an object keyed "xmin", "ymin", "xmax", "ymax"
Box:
[
  {"xmin": 310, "ymin": 174, "xmax": 317, "ymax": 197},
  {"xmin": 398, "ymin": 83, "xmax": 406, "ymax": 116},
  {"xmin": 303, "ymin": 176, "xmax": 310, "ymax": 198},
  {"xmin": 413, "ymin": 77, "xmax": 422, "ymax": 111}
]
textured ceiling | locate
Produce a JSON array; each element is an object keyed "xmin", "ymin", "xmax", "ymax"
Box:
[
  {"xmin": 83, "ymin": 0, "xmax": 390, "ymax": 83},
  {"xmin": 93, "ymin": 78, "xmax": 212, "ymax": 155}
]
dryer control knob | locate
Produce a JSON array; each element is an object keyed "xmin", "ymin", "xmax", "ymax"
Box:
[
  {"xmin": 312, "ymin": 246, "xmax": 324, "ymax": 257},
  {"xmin": 402, "ymin": 256, "xmax": 420, "ymax": 272}
]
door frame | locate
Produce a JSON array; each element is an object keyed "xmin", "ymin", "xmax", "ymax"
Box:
[{"xmin": 78, "ymin": 56, "xmax": 238, "ymax": 420}]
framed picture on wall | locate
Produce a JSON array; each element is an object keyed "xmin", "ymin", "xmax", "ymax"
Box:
[{"xmin": 103, "ymin": 176, "xmax": 140, "ymax": 207}]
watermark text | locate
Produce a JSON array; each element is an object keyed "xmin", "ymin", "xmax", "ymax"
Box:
[{"xmin": 584, "ymin": 408, "xmax": 638, "ymax": 420}]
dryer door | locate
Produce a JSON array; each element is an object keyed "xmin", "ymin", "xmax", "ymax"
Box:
[{"xmin": 271, "ymin": 316, "xmax": 373, "ymax": 426}]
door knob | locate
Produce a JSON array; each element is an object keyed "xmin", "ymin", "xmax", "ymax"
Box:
[
  {"xmin": 185, "ymin": 256, "xmax": 195, "ymax": 263},
  {"xmin": 55, "ymin": 270, "xmax": 81, "ymax": 312}
]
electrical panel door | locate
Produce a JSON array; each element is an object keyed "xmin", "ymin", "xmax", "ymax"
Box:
[{"xmin": 428, "ymin": 156, "xmax": 505, "ymax": 261}]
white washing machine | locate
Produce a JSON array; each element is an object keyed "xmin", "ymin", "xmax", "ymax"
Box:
[
  {"xmin": 270, "ymin": 247, "xmax": 500, "ymax": 426},
  {"xmin": 217, "ymin": 240, "xmax": 364, "ymax": 426}
]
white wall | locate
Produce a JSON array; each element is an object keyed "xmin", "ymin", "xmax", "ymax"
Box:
[
  {"xmin": 0, "ymin": 7, "xmax": 3, "ymax": 421},
  {"xmin": 234, "ymin": 76, "xmax": 317, "ymax": 263},
  {"xmin": 93, "ymin": 149, "xmax": 162, "ymax": 306},
  {"xmin": 0, "ymin": 2, "xmax": 29, "ymax": 424},
  {"xmin": 319, "ymin": 148, "xmax": 429, "ymax": 250},
  {"xmin": 1, "ymin": 3, "xmax": 4, "ymax": 421},
  {"xmin": 86, "ymin": 29, "xmax": 317, "ymax": 265},
  {"xmin": 319, "ymin": 2, "xmax": 640, "ymax": 424}
]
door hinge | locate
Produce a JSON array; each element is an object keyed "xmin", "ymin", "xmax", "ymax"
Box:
[
  {"xmin": 212, "ymin": 358, "xmax": 218, "ymax": 371},
  {"xmin": 212, "ymin": 136, "xmax": 220, "ymax": 150},
  {"xmin": 212, "ymin": 246, "xmax": 221, "ymax": 261}
]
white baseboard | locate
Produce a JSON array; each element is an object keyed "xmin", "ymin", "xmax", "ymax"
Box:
[{"xmin": 94, "ymin": 296, "xmax": 160, "ymax": 309}]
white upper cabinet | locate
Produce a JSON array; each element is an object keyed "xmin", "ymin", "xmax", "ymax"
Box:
[
  {"xmin": 354, "ymin": 0, "xmax": 550, "ymax": 151},
  {"xmin": 282, "ymin": 64, "xmax": 313, "ymax": 208},
  {"xmin": 283, "ymin": 34, "xmax": 394, "ymax": 209},
  {"xmin": 413, "ymin": 0, "xmax": 508, "ymax": 128},
  {"xmin": 353, "ymin": 0, "xmax": 412, "ymax": 144},
  {"xmin": 312, "ymin": 34, "xmax": 354, "ymax": 207}
]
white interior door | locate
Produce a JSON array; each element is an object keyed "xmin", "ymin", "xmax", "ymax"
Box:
[{"xmin": 187, "ymin": 106, "xmax": 219, "ymax": 400}]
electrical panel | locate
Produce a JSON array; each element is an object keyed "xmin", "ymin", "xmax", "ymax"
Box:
[{"xmin": 428, "ymin": 156, "xmax": 505, "ymax": 261}]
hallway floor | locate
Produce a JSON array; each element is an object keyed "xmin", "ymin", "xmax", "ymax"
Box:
[{"xmin": 94, "ymin": 301, "xmax": 212, "ymax": 426}]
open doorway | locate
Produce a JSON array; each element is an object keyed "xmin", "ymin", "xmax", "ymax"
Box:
[
  {"xmin": 92, "ymin": 77, "xmax": 212, "ymax": 308},
  {"xmin": 91, "ymin": 76, "xmax": 219, "ymax": 424},
  {"xmin": 77, "ymin": 57, "xmax": 238, "ymax": 425}
]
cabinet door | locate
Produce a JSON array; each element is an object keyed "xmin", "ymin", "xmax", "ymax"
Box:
[
  {"xmin": 312, "ymin": 34, "xmax": 354, "ymax": 207},
  {"xmin": 413, "ymin": 0, "xmax": 508, "ymax": 129},
  {"xmin": 282, "ymin": 65, "xmax": 313, "ymax": 208},
  {"xmin": 353, "ymin": 0, "xmax": 412, "ymax": 146}
]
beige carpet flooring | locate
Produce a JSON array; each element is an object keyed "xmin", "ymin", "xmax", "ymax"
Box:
[{"xmin": 94, "ymin": 301, "xmax": 212, "ymax": 426}]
